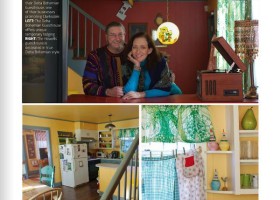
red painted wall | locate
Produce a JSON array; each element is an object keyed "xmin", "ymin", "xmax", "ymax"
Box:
[{"xmin": 71, "ymin": 0, "xmax": 209, "ymax": 94}]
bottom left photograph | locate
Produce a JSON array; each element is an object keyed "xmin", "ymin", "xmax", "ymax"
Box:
[{"xmin": 22, "ymin": 105, "xmax": 139, "ymax": 200}]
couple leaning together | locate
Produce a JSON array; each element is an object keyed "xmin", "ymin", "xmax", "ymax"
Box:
[{"xmin": 83, "ymin": 21, "xmax": 182, "ymax": 100}]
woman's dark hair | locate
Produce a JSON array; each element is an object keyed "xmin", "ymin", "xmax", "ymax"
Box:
[{"xmin": 124, "ymin": 32, "xmax": 164, "ymax": 70}]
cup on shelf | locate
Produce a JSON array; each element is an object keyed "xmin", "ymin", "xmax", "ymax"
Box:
[
  {"xmin": 252, "ymin": 174, "xmax": 258, "ymax": 188},
  {"xmin": 246, "ymin": 141, "xmax": 253, "ymax": 159},
  {"xmin": 252, "ymin": 140, "xmax": 258, "ymax": 159},
  {"xmin": 240, "ymin": 140, "xmax": 258, "ymax": 159},
  {"xmin": 240, "ymin": 174, "xmax": 252, "ymax": 188},
  {"xmin": 240, "ymin": 141, "xmax": 247, "ymax": 159}
]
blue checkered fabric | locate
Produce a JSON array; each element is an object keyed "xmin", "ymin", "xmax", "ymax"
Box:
[{"xmin": 142, "ymin": 156, "xmax": 179, "ymax": 200}]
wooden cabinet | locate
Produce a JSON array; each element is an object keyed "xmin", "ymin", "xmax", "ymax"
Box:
[{"xmin": 75, "ymin": 129, "xmax": 98, "ymax": 149}]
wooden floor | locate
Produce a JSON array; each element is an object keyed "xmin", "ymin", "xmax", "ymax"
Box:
[{"xmin": 61, "ymin": 180, "xmax": 100, "ymax": 200}]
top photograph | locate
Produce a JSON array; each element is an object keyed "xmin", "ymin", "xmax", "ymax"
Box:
[{"xmin": 22, "ymin": 0, "xmax": 259, "ymax": 104}]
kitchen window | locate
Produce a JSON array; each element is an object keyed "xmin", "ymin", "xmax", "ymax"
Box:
[{"xmin": 119, "ymin": 128, "xmax": 139, "ymax": 153}]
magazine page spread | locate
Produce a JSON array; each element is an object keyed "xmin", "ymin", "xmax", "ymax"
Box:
[{"xmin": 23, "ymin": 0, "xmax": 66, "ymax": 102}]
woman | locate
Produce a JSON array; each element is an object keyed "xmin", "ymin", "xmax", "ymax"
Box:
[{"xmin": 122, "ymin": 32, "xmax": 182, "ymax": 99}]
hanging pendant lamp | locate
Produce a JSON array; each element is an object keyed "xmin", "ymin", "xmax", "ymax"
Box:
[
  {"xmin": 157, "ymin": 0, "xmax": 180, "ymax": 45},
  {"xmin": 105, "ymin": 114, "xmax": 116, "ymax": 130}
]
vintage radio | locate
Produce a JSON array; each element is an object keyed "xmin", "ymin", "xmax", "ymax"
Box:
[{"xmin": 197, "ymin": 37, "xmax": 246, "ymax": 102}]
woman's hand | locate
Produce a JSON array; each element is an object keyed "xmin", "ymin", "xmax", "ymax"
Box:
[
  {"xmin": 122, "ymin": 91, "xmax": 145, "ymax": 100},
  {"xmin": 127, "ymin": 51, "xmax": 141, "ymax": 71}
]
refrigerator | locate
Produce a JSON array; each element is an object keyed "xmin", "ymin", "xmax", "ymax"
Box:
[{"xmin": 59, "ymin": 144, "xmax": 89, "ymax": 187}]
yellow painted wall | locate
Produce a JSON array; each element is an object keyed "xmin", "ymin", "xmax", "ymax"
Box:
[
  {"xmin": 207, "ymin": 106, "xmax": 258, "ymax": 200},
  {"xmin": 23, "ymin": 116, "xmax": 139, "ymax": 184},
  {"xmin": 68, "ymin": 67, "xmax": 83, "ymax": 95}
]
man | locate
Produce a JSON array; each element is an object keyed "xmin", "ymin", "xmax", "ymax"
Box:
[{"xmin": 82, "ymin": 21, "xmax": 126, "ymax": 97}]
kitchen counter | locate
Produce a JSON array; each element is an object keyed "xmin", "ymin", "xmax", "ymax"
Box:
[
  {"xmin": 96, "ymin": 163, "xmax": 119, "ymax": 169},
  {"xmin": 88, "ymin": 158, "xmax": 101, "ymax": 161},
  {"xmin": 100, "ymin": 158, "xmax": 122, "ymax": 164}
]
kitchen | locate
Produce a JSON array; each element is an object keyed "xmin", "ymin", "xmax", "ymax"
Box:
[{"xmin": 22, "ymin": 105, "xmax": 139, "ymax": 199}]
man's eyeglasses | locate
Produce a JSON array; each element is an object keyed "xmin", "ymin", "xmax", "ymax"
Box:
[{"xmin": 108, "ymin": 33, "xmax": 125, "ymax": 38}]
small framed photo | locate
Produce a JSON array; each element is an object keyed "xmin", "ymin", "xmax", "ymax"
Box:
[{"xmin": 128, "ymin": 23, "xmax": 148, "ymax": 39}]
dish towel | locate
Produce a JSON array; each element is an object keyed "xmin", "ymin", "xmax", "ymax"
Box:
[{"xmin": 176, "ymin": 150, "xmax": 206, "ymax": 200}]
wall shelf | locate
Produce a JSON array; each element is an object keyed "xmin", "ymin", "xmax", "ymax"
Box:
[
  {"xmin": 239, "ymin": 188, "xmax": 258, "ymax": 194},
  {"xmin": 240, "ymin": 159, "xmax": 259, "ymax": 165},
  {"xmin": 207, "ymin": 190, "xmax": 234, "ymax": 194},
  {"xmin": 239, "ymin": 130, "xmax": 258, "ymax": 137},
  {"xmin": 207, "ymin": 105, "xmax": 259, "ymax": 197}
]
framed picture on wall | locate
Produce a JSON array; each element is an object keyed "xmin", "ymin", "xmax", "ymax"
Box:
[{"xmin": 128, "ymin": 23, "xmax": 148, "ymax": 39}]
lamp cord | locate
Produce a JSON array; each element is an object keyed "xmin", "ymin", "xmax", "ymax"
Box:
[{"xmin": 166, "ymin": 0, "xmax": 169, "ymax": 22}]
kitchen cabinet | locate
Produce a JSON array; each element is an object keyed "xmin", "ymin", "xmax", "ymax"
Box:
[
  {"xmin": 75, "ymin": 129, "xmax": 98, "ymax": 149},
  {"xmin": 98, "ymin": 130, "xmax": 119, "ymax": 149},
  {"xmin": 206, "ymin": 105, "xmax": 258, "ymax": 195},
  {"xmin": 58, "ymin": 131, "xmax": 75, "ymax": 145}
]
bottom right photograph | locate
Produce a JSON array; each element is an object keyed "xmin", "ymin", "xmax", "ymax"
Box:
[{"xmin": 140, "ymin": 105, "xmax": 258, "ymax": 200}]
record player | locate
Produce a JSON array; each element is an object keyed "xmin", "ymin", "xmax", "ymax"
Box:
[{"xmin": 197, "ymin": 37, "xmax": 246, "ymax": 102}]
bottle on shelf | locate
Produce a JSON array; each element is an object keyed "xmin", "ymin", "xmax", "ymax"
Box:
[
  {"xmin": 219, "ymin": 129, "xmax": 230, "ymax": 151},
  {"xmin": 211, "ymin": 169, "xmax": 221, "ymax": 191},
  {"xmin": 207, "ymin": 129, "xmax": 219, "ymax": 151}
]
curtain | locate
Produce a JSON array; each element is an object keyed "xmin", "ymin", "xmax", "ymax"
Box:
[
  {"xmin": 118, "ymin": 128, "xmax": 138, "ymax": 153},
  {"xmin": 118, "ymin": 128, "xmax": 139, "ymax": 139},
  {"xmin": 217, "ymin": 0, "xmax": 247, "ymax": 70},
  {"xmin": 142, "ymin": 156, "xmax": 179, "ymax": 200},
  {"xmin": 142, "ymin": 105, "xmax": 214, "ymax": 143},
  {"xmin": 35, "ymin": 130, "xmax": 47, "ymax": 148},
  {"xmin": 178, "ymin": 106, "xmax": 213, "ymax": 143}
]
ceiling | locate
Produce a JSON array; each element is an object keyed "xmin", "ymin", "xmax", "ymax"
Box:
[{"xmin": 23, "ymin": 105, "xmax": 139, "ymax": 124}]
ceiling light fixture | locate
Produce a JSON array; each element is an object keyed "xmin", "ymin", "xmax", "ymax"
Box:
[
  {"xmin": 105, "ymin": 114, "xmax": 116, "ymax": 130},
  {"xmin": 157, "ymin": 0, "xmax": 180, "ymax": 45}
]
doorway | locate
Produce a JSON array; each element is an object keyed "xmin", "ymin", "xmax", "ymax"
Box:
[{"xmin": 22, "ymin": 126, "xmax": 53, "ymax": 179}]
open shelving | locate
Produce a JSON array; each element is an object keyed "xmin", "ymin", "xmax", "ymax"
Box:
[{"xmin": 207, "ymin": 105, "xmax": 259, "ymax": 196}]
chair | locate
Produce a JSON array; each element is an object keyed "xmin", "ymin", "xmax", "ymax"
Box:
[
  {"xmin": 40, "ymin": 165, "xmax": 55, "ymax": 188},
  {"xmin": 29, "ymin": 188, "xmax": 62, "ymax": 200}
]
